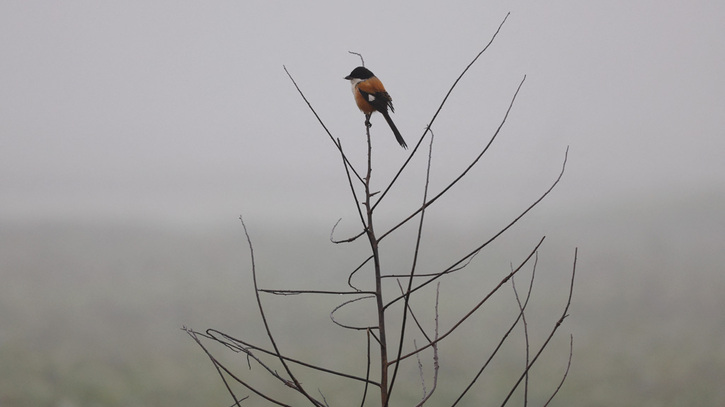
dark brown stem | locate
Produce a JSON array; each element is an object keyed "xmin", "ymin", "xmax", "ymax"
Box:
[{"xmin": 362, "ymin": 122, "xmax": 389, "ymax": 406}]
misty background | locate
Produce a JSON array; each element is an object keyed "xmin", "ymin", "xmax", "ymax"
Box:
[{"xmin": 1, "ymin": 1, "xmax": 724, "ymax": 406}]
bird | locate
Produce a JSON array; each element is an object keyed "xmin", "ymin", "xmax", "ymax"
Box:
[{"xmin": 344, "ymin": 66, "xmax": 407, "ymax": 149}]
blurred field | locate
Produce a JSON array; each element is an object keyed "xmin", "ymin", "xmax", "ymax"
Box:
[{"xmin": 1, "ymin": 191, "xmax": 723, "ymax": 406}]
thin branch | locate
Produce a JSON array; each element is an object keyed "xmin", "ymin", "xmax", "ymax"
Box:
[
  {"xmin": 239, "ymin": 216, "xmax": 323, "ymax": 406},
  {"xmin": 330, "ymin": 217, "xmax": 366, "ymax": 244},
  {"xmin": 335, "ymin": 138, "xmax": 367, "ymax": 237},
  {"xmin": 414, "ymin": 340, "xmax": 426, "ymax": 399},
  {"xmin": 358, "ymin": 329, "xmax": 373, "ymax": 407},
  {"xmin": 372, "ymin": 12, "xmax": 511, "ymax": 211},
  {"xmin": 387, "ymin": 126, "xmax": 436, "ymax": 400},
  {"xmin": 511, "ymin": 254, "xmax": 537, "ymax": 407},
  {"xmin": 184, "ymin": 327, "xmax": 249, "ymax": 406},
  {"xmin": 260, "ymin": 289, "xmax": 376, "ymax": 296},
  {"xmin": 348, "ymin": 255, "xmax": 374, "ymax": 291},
  {"xmin": 498, "ymin": 248, "xmax": 578, "ymax": 407},
  {"xmin": 415, "ymin": 283, "xmax": 441, "ymax": 407},
  {"xmin": 543, "ymin": 335, "xmax": 574, "ymax": 407},
  {"xmin": 185, "ymin": 327, "xmax": 286, "ymax": 406},
  {"xmin": 201, "ymin": 329, "xmax": 380, "ymax": 387},
  {"xmin": 283, "ymin": 66, "xmax": 363, "ymax": 185},
  {"xmin": 317, "ymin": 389, "xmax": 330, "ymax": 407},
  {"xmin": 330, "ymin": 294, "xmax": 378, "ymax": 330},
  {"xmin": 348, "ymin": 51, "xmax": 365, "ymax": 67},
  {"xmin": 382, "ymin": 253, "xmax": 477, "ymax": 279}
]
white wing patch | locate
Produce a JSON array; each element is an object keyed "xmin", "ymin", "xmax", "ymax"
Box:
[{"xmin": 367, "ymin": 94, "xmax": 376, "ymax": 102}]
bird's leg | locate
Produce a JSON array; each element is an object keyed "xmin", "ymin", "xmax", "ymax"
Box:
[{"xmin": 364, "ymin": 113, "xmax": 372, "ymax": 129}]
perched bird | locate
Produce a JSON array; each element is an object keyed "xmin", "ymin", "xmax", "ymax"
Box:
[{"xmin": 344, "ymin": 66, "xmax": 407, "ymax": 149}]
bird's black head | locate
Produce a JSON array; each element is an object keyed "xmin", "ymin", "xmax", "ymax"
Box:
[{"xmin": 344, "ymin": 66, "xmax": 374, "ymax": 80}]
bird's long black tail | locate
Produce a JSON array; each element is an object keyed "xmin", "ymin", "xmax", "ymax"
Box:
[{"xmin": 381, "ymin": 110, "xmax": 407, "ymax": 149}]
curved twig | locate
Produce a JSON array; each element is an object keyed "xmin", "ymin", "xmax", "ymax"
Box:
[
  {"xmin": 348, "ymin": 51, "xmax": 365, "ymax": 67},
  {"xmin": 347, "ymin": 254, "xmax": 374, "ymax": 291},
  {"xmin": 330, "ymin": 294, "xmax": 378, "ymax": 330},
  {"xmin": 330, "ymin": 217, "xmax": 366, "ymax": 244}
]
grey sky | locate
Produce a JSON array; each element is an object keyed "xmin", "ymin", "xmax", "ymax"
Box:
[{"xmin": 1, "ymin": 1, "xmax": 723, "ymax": 225}]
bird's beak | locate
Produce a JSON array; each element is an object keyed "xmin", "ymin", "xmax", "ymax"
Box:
[{"xmin": 344, "ymin": 75, "xmax": 352, "ymax": 80}]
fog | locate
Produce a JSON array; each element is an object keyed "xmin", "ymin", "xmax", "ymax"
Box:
[{"xmin": 1, "ymin": 1, "xmax": 723, "ymax": 406}]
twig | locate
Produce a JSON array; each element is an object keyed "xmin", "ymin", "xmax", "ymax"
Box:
[
  {"xmin": 372, "ymin": 12, "xmax": 511, "ymax": 211},
  {"xmin": 240, "ymin": 216, "xmax": 324, "ymax": 406},
  {"xmin": 415, "ymin": 283, "xmax": 441, "ymax": 407},
  {"xmin": 330, "ymin": 295, "xmax": 378, "ymax": 330},
  {"xmin": 347, "ymin": 255, "xmax": 374, "ymax": 291},
  {"xmin": 543, "ymin": 335, "xmax": 574, "ymax": 407},
  {"xmin": 260, "ymin": 289, "xmax": 376, "ymax": 296},
  {"xmin": 498, "ymin": 248, "xmax": 578, "ymax": 407},
  {"xmin": 184, "ymin": 327, "xmax": 283, "ymax": 406},
  {"xmin": 283, "ymin": 66, "xmax": 363, "ymax": 185},
  {"xmin": 414, "ymin": 339, "xmax": 426, "ymax": 399},
  {"xmin": 348, "ymin": 51, "xmax": 365, "ymax": 67},
  {"xmin": 317, "ymin": 389, "xmax": 329, "ymax": 407},
  {"xmin": 330, "ymin": 217, "xmax": 366, "ymax": 244},
  {"xmin": 387, "ymin": 126, "xmax": 436, "ymax": 401},
  {"xmin": 202, "ymin": 328, "xmax": 380, "ymax": 386},
  {"xmin": 358, "ymin": 329, "xmax": 373, "ymax": 407},
  {"xmin": 382, "ymin": 254, "xmax": 477, "ymax": 279},
  {"xmin": 334, "ymin": 139, "xmax": 367, "ymax": 239},
  {"xmin": 511, "ymin": 254, "xmax": 537, "ymax": 406}
]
